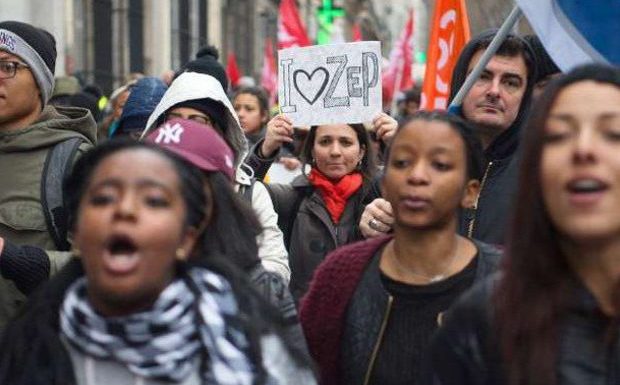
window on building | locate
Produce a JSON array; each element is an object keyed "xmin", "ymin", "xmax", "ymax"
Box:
[
  {"xmin": 128, "ymin": 0, "xmax": 144, "ymax": 74},
  {"xmin": 93, "ymin": 0, "xmax": 113, "ymax": 94}
]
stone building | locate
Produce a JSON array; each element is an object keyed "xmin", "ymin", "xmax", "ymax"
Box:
[{"xmin": 0, "ymin": 0, "xmax": 528, "ymax": 95}]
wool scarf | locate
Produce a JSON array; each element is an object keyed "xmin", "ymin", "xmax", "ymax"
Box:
[
  {"xmin": 308, "ymin": 168, "xmax": 363, "ymax": 224},
  {"xmin": 60, "ymin": 267, "xmax": 255, "ymax": 385}
]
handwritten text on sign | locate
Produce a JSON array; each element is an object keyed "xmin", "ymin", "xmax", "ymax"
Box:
[{"xmin": 278, "ymin": 41, "xmax": 382, "ymax": 126}]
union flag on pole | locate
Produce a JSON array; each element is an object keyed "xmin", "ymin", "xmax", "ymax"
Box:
[
  {"xmin": 515, "ymin": 0, "xmax": 619, "ymax": 70},
  {"xmin": 382, "ymin": 10, "xmax": 414, "ymax": 107},
  {"xmin": 278, "ymin": 0, "xmax": 311, "ymax": 49},
  {"xmin": 420, "ymin": 0, "xmax": 470, "ymax": 110},
  {"xmin": 261, "ymin": 38, "xmax": 278, "ymax": 106}
]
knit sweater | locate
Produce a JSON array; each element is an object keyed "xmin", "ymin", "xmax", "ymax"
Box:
[
  {"xmin": 300, "ymin": 235, "xmax": 502, "ymax": 385},
  {"xmin": 299, "ymin": 235, "xmax": 393, "ymax": 385}
]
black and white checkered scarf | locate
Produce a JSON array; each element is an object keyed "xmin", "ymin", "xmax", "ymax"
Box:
[{"xmin": 60, "ymin": 267, "xmax": 255, "ymax": 385}]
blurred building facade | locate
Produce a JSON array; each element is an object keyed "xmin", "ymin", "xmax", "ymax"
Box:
[{"xmin": 0, "ymin": 0, "xmax": 528, "ymax": 95}]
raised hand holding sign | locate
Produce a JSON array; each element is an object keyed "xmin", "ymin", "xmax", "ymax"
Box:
[{"xmin": 278, "ymin": 41, "xmax": 382, "ymax": 126}]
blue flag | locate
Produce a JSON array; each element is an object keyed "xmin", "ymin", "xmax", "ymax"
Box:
[{"xmin": 516, "ymin": 0, "xmax": 620, "ymax": 71}]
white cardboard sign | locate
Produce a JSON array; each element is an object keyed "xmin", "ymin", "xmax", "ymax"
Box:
[{"xmin": 278, "ymin": 41, "xmax": 382, "ymax": 126}]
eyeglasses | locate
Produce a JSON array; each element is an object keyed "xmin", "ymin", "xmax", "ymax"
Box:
[
  {"xmin": 0, "ymin": 60, "xmax": 30, "ymax": 79},
  {"xmin": 166, "ymin": 112, "xmax": 214, "ymax": 127}
]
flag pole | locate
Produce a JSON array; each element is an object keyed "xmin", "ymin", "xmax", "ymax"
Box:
[{"xmin": 448, "ymin": 6, "xmax": 522, "ymax": 114}]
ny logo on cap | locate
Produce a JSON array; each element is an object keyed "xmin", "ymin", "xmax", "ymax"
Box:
[{"xmin": 155, "ymin": 122, "xmax": 184, "ymax": 144}]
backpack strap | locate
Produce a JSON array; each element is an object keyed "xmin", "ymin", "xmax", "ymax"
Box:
[{"xmin": 41, "ymin": 138, "xmax": 83, "ymax": 251}]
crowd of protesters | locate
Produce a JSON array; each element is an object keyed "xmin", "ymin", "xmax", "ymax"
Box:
[{"xmin": 0, "ymin": 17, "xmax": 618, "ymax": 385}]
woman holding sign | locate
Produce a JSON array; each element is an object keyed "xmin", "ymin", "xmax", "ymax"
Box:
[{"xmin": 264, "ymin": 116, "xmax": 390, "ymax": 302}]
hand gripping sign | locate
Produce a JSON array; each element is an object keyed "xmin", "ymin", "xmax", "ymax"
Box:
[{"xmin": 278, "ymin": 41, "xmax": 382, "ymax": 126}]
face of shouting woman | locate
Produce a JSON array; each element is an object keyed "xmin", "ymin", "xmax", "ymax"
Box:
[
  {"xmin": 541, "ymin": 80, "xmax": 620, "ymax": 244},
  {"xmin": 73, "ymin": 148, "xmax": 199, "ymax": 317}
]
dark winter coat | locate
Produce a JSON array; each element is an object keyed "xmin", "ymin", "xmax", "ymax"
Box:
[
  {"xmin": 300, "ymin": 236, "xmax": 502, "ymax": 385},
  {"xmin": 266, "ymin": 174, "xmax": 380, "ymax": 302},
  {"xmin": 430, "ymin": 275, "xmax": 620, "ymax": 385},
  {"xmin": 449, "ymin": 30, "xmax": 536, "ymax": 245}
]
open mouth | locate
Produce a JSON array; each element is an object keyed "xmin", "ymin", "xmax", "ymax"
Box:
[
  {"xmin": 567, "ymin": 179, "xmax": 608, "ymax": 193},
  {"xmin": 566, "ymin": 179, "xmax": 609, "ymax": 205},
  {"xmin": 103, "ymin": 234, "xmax": 140, "ymax": 274}
]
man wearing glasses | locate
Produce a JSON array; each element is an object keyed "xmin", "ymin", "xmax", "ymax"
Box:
[{"xmin": 0, "ymin": 21, "xmax": 97, "ymax": 329}]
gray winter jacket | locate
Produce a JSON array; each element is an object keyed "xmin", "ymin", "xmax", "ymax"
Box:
[
  {"xmin": 267, "ymin": 175, "xmax": 380, "ymax": 302},
  {"xmin": 0, "ymin": 105, "xmax": 97, "ymax": 330}
]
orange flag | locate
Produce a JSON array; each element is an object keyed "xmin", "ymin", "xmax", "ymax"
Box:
[{"xmin": 420, "ymin": 0, "xmax": 470, "ymax": 110}]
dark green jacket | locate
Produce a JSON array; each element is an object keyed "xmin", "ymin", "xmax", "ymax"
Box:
[{"xmin": 0, "ymin": 105, "xmax": 97, "ymax": 329}]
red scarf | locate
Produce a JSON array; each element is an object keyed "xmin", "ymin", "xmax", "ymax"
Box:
[{"xmin": 308, "ymin": 168, "xmax": 363, "ymax": 224}]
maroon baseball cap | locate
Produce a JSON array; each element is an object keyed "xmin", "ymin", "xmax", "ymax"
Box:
[{"xmin": 146, "ymin": 118, "xmax": 235, "ymax": 181}]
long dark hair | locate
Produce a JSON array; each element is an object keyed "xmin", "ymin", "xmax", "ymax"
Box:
[
  {"xmin": 496, "ymin": 64, "xmax": 620, "ymax": 385},
  {"xmin": 0, "ymin": 140, "xmax": 297, "ymax": 384},
  {"xmin": 199, "ymin": 171, "xmax": 262, "ymax": 271},
  {"xmin": 300, "ymin": 123, "xmax": 377, "ymax": 180}
]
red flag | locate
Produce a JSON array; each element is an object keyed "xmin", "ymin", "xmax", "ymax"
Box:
[
  {"xmin": 382, "ymin": 10, "xmax": 414, "ymax": 107},
  {"xmin": 261, "ymin": 38, "xmax": 278, "ymax": 106},
  {"xmin": 420, "ymin": 0, "xmax": 470, "ymax": 110},
  {"xmin": 278, "ymin": 0, "xmax": 311, "ymax": 49},
  {"xmin": 226, "ymin": 52, "xmax": 241, "ymax": 88},
  {"xmin": 352, "ymin": 23, "xmax": 362, "ymax": 42}
]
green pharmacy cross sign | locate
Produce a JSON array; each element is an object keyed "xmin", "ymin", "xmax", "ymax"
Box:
[{"xmin": 316, "ymin": 0, "xmax": 345, "ymax": 45}]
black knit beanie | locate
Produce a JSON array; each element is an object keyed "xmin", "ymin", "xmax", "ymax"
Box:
[
  {"xmin": 176, "ymin": 45, "xmax": 229, "ymax": 91},
  {"xmin": 171, "ymin": 98, "xmax": 228, "ymax": 133},
  {"xmin": 0, "ymin": 21, "xmax": 57, "ymax": 105}
]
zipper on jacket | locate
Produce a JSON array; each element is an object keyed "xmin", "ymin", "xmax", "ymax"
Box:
[
  {"xmin": 467, "ymin": 161, "xmax": 493, "ymax": 238},
  {"xmin": 362, "ymin": 295, "xmax": 394, "ymax": 385}
]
